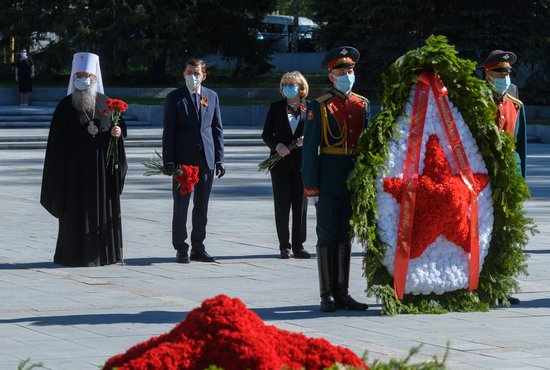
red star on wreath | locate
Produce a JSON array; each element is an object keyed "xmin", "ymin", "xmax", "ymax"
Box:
[{"xmin": 383, "ymin": 135, "xmax": 489, "ymax": 259}]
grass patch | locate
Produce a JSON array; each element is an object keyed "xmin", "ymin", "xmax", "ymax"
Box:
[
  {"xmin": 121, "ymin": 97, "xmax": 165, "ymax": 105},
  {"xmin": 528, "ymin": 118, "xmax": 550, "ymax": 126},
  {"xmin": 121, "ymin": 96, "xmax": 274, "ymax": 106},
  {"xmin": 221, "ymin": 97, "xmax": 273, "ymax": 106}
]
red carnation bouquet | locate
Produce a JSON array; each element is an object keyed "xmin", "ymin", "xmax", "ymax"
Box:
[
  {"xmin": 173, "ymin": 165, "xmax": 199, "ymax": 195},
  {"xmin": 143, "ymin": 150, "xmax": 199, "ymax": 195},
  {"xmin": 105, "ymin": 98, "xmax": 128, "ymax": 173}
]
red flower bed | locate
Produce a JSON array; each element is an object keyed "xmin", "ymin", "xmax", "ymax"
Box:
[{"xmin": 103, "ymin": 295, "xmax": 368, "ymax": 370}]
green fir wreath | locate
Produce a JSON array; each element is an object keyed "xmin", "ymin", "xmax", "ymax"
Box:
[{"xmin": 349, "ymin": 35, "xmax": 537, "ymax": 315}]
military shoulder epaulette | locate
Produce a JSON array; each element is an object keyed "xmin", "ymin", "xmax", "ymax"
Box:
[
  {"xmin": 351, "ymin": 92, "xmax": 369, "ymax": 102},
  {"xmin": 507, "ymin": 94, "xmax": 523, "ymax": 105},
  {"xmin": 315, "ymin": 93, "xmax": 333, "ymax": 103}
]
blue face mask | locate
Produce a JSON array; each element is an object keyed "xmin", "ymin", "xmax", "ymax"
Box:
[
  {"xmin": 334, "ymin": 73, "xmax": 355, "ymax": 92},
  {"xmin": 74, "ymin": 77, "xmax": 92, "ymax": 91},
  {"xmin": 282, "ymin": 85, "xmax": 299, "ymax": 99},
  {"xmin": 493, "ymin": 76, "xmax": 511, "ymax": 95}
]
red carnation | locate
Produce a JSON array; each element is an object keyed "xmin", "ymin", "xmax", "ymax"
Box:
[
  {"xmin": 174, "ymin": 165, "xmax": 199, "ymax": 195},
  {"xmin": 106, "ymin": 98, "xmax": 129, "ymax": 113},
  {"xmin": 105, "ymin": 98, "xmax": 128, "ymax": 173},
  {"xmin": 104, "ymin": 295, "xmax": 368, "ymax": 370}
]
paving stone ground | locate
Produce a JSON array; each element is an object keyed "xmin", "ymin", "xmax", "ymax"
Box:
[{"xmin": 0, "ymin": 128, "xmax": 549, "ymax": 369}]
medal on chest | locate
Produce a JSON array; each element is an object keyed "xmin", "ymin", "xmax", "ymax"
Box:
[
  {"xmin": 87, "ymin": 121, "xmax": 99, "ymax": 136},
  {"xmin": 82, "ymin": 108, "xmax": 97, "ymax": 138}
]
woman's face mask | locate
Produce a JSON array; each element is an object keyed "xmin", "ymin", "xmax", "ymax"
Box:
[
  {"xmin": 282, "ymin": 84, "xmax": 299, "ymax": 99},
  {"xmin": 74, "ymin": 77, "xmax": 92, "ymax": 91}
]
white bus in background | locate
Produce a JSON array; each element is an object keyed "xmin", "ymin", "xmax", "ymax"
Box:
[{"xmin": 257, "ymin": 14, "xmax": 320, "ymax": 52}]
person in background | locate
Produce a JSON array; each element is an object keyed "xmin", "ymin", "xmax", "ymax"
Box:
[
  {"xmin": 262, "ymin": 71, "xmax": 311, "ymax": 260},
  {"xmin": 302, "ymin": 46, "xmax": 370, "ymax": 312},
  {"xmin": 482, "ymin": 49, "xmax": 527, "ymax": 305},
  {"xmin": 162, "ymin": 59, "xmax": 225, "ymax": 264},
  {"xmin": 15, "ymin": 48, "xmax": 35, "ymax": 106},
  {"xmin": 41, "ymin": 52, "xmax": 127, "ymax": 267},
  {"xmin": 482, "ymin": 50, "xmax": 527, "ymax": 179}
]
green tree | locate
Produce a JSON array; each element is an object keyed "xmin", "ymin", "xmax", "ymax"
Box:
[
  {"xmin": 0, "ymin": 0, "xmax": 79, "ymax": 80},
  {"xmin": 311, "ymin": 0, "xmax": 550, "ymax": 103},
  {"xmin": 61, "ymin": 0, "xmax": 193, "ymax": 83},
  {"xmin": 274, "ymin": 0, "xmax": 317, "ymax": 18},
  {"xmin": 1, "ymin": 0, "xmax": 278, "ymax": 83},
  {"xmin": 184, "ymin": 0, "xmax": 277, "ymax": 77}
]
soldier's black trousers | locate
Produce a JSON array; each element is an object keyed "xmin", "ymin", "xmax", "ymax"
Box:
[{"xmin": 315, "ymin": 193, "xmax": 352, "ymax": 245}]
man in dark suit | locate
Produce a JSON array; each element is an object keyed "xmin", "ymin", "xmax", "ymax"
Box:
[{"xmin": 162, "ymin": 59, "xmax": 225, "ymax": 263}]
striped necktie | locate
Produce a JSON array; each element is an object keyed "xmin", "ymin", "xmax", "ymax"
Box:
[{"xmin": 194, "ymin": 93, "xmax": 200, "ymax": 112}]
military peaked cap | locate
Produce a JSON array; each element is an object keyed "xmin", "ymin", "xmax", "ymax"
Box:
[
  {"xmin": 482, "ymin": 50, "xmax": 517, "ymax": 72},
  {"xmin": 321, "ymin": 46, "xmax": 360, "ymax": 71}
]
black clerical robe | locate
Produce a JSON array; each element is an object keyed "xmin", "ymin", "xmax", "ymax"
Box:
[{"xmin": 40, "ymin": 93, "xmax": 127, "ymax": 267}]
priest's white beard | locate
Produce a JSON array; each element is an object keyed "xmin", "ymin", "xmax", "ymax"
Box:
[{"xmin": 72, "ymin": 84, "xmax": 97, "ymax": 113}]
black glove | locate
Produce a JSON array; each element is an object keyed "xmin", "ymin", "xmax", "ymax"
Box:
[
  {"xmin": 215, "ymin": 163, "xmax": 226, "ymax": 178},
  {"xmin": 162, "ymin": 162, "xmax": 175, "ymax": 175}
]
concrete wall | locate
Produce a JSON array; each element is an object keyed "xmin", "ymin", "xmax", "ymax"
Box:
[
  {"xmin": 204, "ymin": 52, "xmax": 324, "ymax": 73},
  {"xmin": 124, "ymin": 104, "xmax": 270, "ymax": 126},
  {"xmin": 1, "ymin": 87, "xmax": 548, "ymax": 126},
  {"xmin": 0, "ymin": 87, "xmax": 174, "ymax": 105}
]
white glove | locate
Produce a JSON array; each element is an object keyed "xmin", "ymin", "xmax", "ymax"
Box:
[
  {"xmin": 309, "ymin": 196, "xmax": 319, "ymax": 205},
  {"xmin": 296, "ymin": 136, "xmax": 304, "ymax": 147}
]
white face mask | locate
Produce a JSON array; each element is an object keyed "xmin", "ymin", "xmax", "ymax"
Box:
[
  {"xmin": 74, "ymin": 77, "xmax": 92, "ymax": 91},
  {"xmin": 185, "ymin": 74, "xmax": 202, "ymax": 91}
]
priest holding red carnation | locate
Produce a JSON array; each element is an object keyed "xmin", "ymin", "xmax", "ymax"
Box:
[{"xmin": 40, "ymin": 52, "xmax": 127, "ymax": 267}]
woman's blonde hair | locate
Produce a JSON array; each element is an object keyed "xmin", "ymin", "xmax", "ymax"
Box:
[{"xmin": 279, "ymin": 71, "xmax": 309, "ymax": 98}]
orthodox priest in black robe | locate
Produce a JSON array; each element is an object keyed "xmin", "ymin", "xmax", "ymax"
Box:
[{"xmin": 40, "ymin": 52, "xmax": 127, "ymax": 267}]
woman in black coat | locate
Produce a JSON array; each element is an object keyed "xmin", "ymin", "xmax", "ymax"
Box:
[
  {"xmin": 262, "ymin": 71, "xmax": 311, "ymax": 259},
  {"xmin": 15, "ymin": 49, "xmax": 35, "ymax": 106}
]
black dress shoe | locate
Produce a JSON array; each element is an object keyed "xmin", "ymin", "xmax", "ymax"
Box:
[
  {"xmin": 292, "ymin": 249, "xmax": 311, "ymax": 259},
  {"xmin": 190, "ymin": 251, "xmax": 216, "ymax": 262},
  {"xmin": 320, "ymin": 296, "xmax": 336, "ymax": 312},
  {"xmin": 335, "ymin": 295, "xmax": 368, "ymax": 311},
  {"xmin": 176, "ymin": 250, "xmax": 190, "ymax": 264},
  {"xmin": 507, "ymin": 296, "xmax": 520, "ymax": 305},
  {"xmin": 280, "ymin": 249, "xmax": 291, "ymax": 259}
]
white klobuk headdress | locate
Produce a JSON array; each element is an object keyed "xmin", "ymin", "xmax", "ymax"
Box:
[{"xmin": 67, "ymin": 52, "xmax": 104, "ymax": 95}]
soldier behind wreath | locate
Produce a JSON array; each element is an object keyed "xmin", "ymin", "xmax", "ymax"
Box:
[
  {"xmin": 482, "ymin": 50, "xmax": 527, "ymax": 179},
  {"xmin": 481, "ymin": 49, "xmax": 527, "ymax": 306}
]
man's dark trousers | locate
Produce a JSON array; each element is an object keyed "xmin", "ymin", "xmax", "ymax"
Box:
[{"xmin": 172, "ymin": 150, "xmax": 213, "ymax": 254}]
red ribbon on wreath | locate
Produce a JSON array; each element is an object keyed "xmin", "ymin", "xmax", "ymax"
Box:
[{"xmin": 393, "ymin": 71, "xmax": 481, "ymax": 300}]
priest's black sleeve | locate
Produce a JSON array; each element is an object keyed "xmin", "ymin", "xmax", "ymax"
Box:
[{"xmin": 40, "ymin": 99, "xmax": 68, "ymax": 218}]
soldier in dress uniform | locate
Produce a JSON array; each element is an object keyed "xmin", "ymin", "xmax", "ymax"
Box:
[
  {"xmin": 482, "ymin": 50, "xmax": 527, "ymax": 179},
  {"xmin": 302, "ymin": 46, "xmax": 370, "ymax": 312},
  {"xmin": 482, "ymin": 50, "xmax": 527, "ymax": 306}
]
